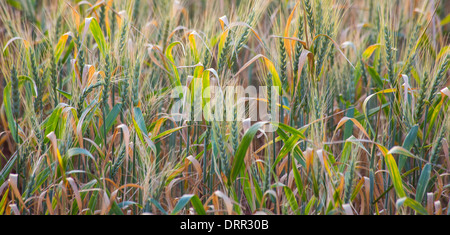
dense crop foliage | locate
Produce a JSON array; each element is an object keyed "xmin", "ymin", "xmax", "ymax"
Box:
[{"xmin": 0, "ymin": 0, "xmax": 449, "ymax": 215}]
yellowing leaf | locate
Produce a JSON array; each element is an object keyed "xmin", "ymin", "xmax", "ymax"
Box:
[
  {"xmin": 362, "ymin": 44, "xmax": 382, "ymax": 61},
  {"xmin": 263, "ymin": 58, "xmax": 282, "ymax": 94},
  {"xmin": 335, "ymin": 117, "xmax": 370, "ymax": 139},
  {"xmin": 284, "ymin": 1, "xmax": 300, "ymax": 58},
  {"xmin": 46, "ymin": 132, "xmax": 66, "ymax": 182},
  {"xmin": 55, "ymin": 32, "xmax": 74, "ymax": 62},
  {"xmin": 188, "ymin": 32, "xmax": 199, "ymax": 63}
]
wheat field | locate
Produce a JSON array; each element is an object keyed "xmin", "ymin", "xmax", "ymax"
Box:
[{"xmin": 0, "ymin": 0, "xmax": 449, "ymax": 215}]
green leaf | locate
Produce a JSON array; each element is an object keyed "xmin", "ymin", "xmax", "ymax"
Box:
[
  {"xmin": 151, "ymin": 126, "xmax": 183, "ymax": 141},
  {"xmin": 190, "ymin": 195, "xmax": 206, "ymax": 215},
  {"xmin": 171, "ymin": 194, "xmax": 204, "ymax": 215},
  {"xmin": 276, "ymin": 127, "xmax": 306, "ymax": 167},
  {"xmin": 415, "ymin": 163, "xmax": 431, "ymax": 203},
  {"xmin": 273, "ymin": 134, "xmax": 300, "ymax": 168},
  {"xmin": 344, "ymin": 107, "xmax": 355, "ymax": 140},
  {"xmin": 32, "ymin": 168, "xmax": 51, "ymax": 194},
  {"xmin": 57, "ymin": 89, "xmax": 72, "ymax": 100},
  {"xmin": 424, "ymin": 100, "xmax": 444, "ymax": 142},
  {"xmin": 396, "ymin": 197, "xmax": 428, "ymax": 215},
  {"xmin": 101, "ymin": 104, "xmax": 122, "ymax": 138},
  {"xmin": 362, "ymin": 88, "xmax": 396, "ymax": 136},
  {"xmin": 88, "ymin": 18, "xmax": 107, "ymax": 58},
  {"xmin": 354, "ymin": 103, "xmax": 390, "ymax": 121},
  {"xmin": 133, "ymin": 107, "xmax": 148, "ymax": 136},
  {"xmin": 44, "ymin": 105, "xmax": 63, "ymax": 137},
  {"xmin": 305, "ymin": 196, "xmax": 316, "ymax": 214},
  {"xmin": 366, "ymin": 65, "xmax": 384, "ymax": 88},
  {"xmin": 117, "ymin": 201, "xmax": 138, "ymax": 209},
  {"xmin": 388, "ymin": 146, "xmax": 419, "ymax": 160},
  {"xmin": 284, "ymin": 186, "xmax": 299, "ymax": 214},
  {"xmin": 0, "ymin": 188, "xmax": 9, "ymax": 214},
  {"xmin": 402, "ymin": 125, "xmax": 419, "ymax": 150},
  {"xmin": 3, "ymin": 83, "xmax": 18, "ymax": 142},
  {"xmin": 132, "ymin": 107, "xmax": 157, "ymax": 155},
  {"xmin": 109, "ymin": 202, "xmax": 124, "ymax": 215},
  {"xmin": 385, "ymin": 153, "xmax": 406, "ymax": 198},
  {"xmin": 241, "ymin": 173, "xmax": 254, "ymax": 211},
  {"xmin": 292, "ymin": 160, "xmax": 306, "ymax": 202},
  {"xmin": 6, "ymin": 0, "xmax": 22, "ymax": 10},
  {"xmin": 276, "ymin": 122, "xmax": 307, "ymax": 139},
  {"xmin": 66, "ymin": 148, "xmax": 99, "ymax": 172},
  {"xmin": 0, "ymin": 153, "xmax": 18, "ymax": 186},
  {"xmin": 3, "ymin": 76, "xmax": 39, "ymax": 143},
  {"xmin": 230, "ymin": 121, "xmax": 268, "ymax": 183},
  {"xmin": 441, "ymin": 13, "xmax": 450, "ymax": 26},
  {"xmin": 399, "ymin": 125, "xmax": 418, "ymax": 170},
  {"xmin": 18, "ymin": 75, "xmax": 37, "ymax": 97},
  {"xmin": 149, "ymin": 198, "xmax": 168, "ymax": 215},
  {"xmin": 67, "ymin": 148, "xmax": 94, "ymax": 159}
]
